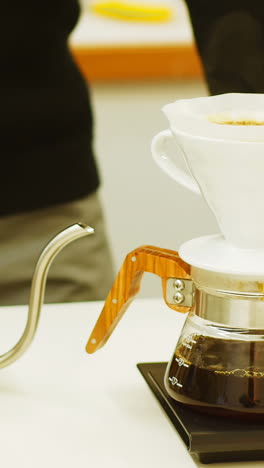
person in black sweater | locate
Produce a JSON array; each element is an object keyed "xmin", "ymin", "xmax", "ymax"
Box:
[
  {"xmin": 184, "ymin": 1, "xmax": 264, "ymax": 94},
  {"xmin": 0, "ymin": 1, "xmax": 114, "ymax": 304}
]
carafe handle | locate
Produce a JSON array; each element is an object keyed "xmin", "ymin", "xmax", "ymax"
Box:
[
  {"xmin": 86, "ymin": 245, "xmax": 191, "ymax": 353},
  {"xmin": 151, "ymin": 129, "xmax": 201, "ymax": 195}
]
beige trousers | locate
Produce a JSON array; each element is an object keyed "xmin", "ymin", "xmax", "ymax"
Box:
[{"xmin": 0, "ymin": 192, "xmax": 114, "ymax": 305}]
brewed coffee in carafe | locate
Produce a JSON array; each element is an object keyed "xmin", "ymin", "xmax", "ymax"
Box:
[{"xmin": 167, "ymin": 334, "xmax": 264, "ymax": 416}]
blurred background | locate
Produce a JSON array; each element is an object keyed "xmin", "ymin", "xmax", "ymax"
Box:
[{"xmin": 70, "ymin": 0, "xmax": 219, "ymax": 297}]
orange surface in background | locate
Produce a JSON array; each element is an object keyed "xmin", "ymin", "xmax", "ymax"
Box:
[{"xmin": 71, "ymin": 44, "xmax": 203, "ymax": 82}]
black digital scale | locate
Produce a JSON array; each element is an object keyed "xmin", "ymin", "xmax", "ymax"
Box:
[{"xmin": 137, "ymin": 362, "xmax": 264, "ymax": 464}]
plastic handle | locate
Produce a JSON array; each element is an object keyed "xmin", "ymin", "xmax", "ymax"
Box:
[
  {"xmin": 86, "ymin": 245, "xmax": 191, "ymax": 354},
  {"xmin": 151, "ymin": 129, "xmax": 201, "ymax": 195}
]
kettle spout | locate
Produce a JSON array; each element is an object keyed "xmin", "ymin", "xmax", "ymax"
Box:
[{"xmin": 0, "ymin": 223, "xmax": 94, "ymax": 368}]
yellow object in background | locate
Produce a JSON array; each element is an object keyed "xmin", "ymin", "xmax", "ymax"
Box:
[{"xmin": 90, "ymin": 1, "xmax": 174, "ymax": 22}]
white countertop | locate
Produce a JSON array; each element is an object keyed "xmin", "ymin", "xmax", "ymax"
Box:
[
  {"xmin": 0, "ymin": 298, "xmax": 261, "ymax": 468},
  {"xmin": 70, "ymin": 0, "xmax": 194, "ymax": 47}
]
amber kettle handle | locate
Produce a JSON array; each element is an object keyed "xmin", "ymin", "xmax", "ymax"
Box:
[{"xmin": 86, "ymin": 245, "xmax": 191, "ymax": 354}]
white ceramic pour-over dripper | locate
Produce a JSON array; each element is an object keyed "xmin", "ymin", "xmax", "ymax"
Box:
[{"xmin": 151, "ymin": 93, "xmax": 264, "ymax": 275}]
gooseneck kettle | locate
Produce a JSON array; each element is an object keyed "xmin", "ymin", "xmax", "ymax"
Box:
[{"xmin": 0, "ymin": 223, "xmax": 93, "ymax": 368}]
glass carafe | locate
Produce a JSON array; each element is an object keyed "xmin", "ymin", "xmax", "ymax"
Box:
[
  {"xmin": 86, "ymin": 246, "xmax": 264, "ymax": 419},
  {"xmin": 165, "ymin": 267, "xmax": 264, "ymax": 418}
]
